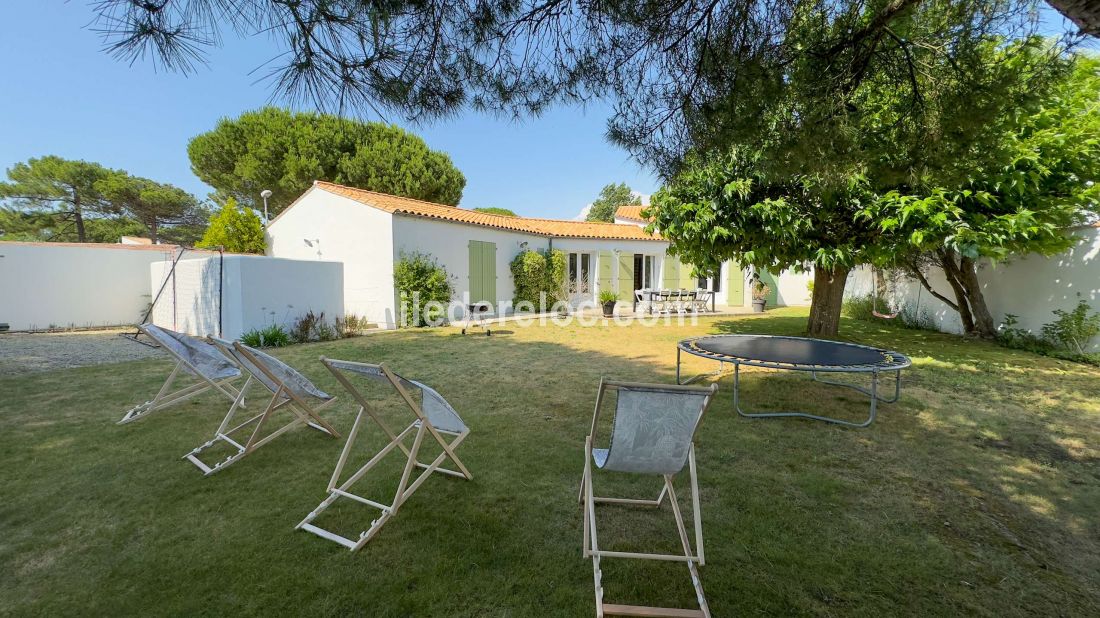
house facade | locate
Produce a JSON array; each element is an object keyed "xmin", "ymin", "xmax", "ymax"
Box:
[{"xmin": 267, "ymin": 181, "xmax": 810, "ymax": 329}]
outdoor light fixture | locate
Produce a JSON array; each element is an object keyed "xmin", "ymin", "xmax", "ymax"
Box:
[{"xmin": 260, "ymin": 189, "xmax": 273, "ymax": 224}]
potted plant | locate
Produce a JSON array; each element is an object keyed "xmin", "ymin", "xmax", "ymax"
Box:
[
  {"xmin": 598, "ymin": 290, "xmax": 619, "ymax": 317},
  {"xmin": 751, "ymin": 275, "xmax": 771, "ymax": 312}
]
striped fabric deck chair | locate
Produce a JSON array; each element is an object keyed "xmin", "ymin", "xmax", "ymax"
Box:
[
  {"xmin": 118, "ymin": 324, "xmax": 243, "ymax": 425},
  {"xmin": 297, "ymin": 358, "xmax": 472, "ymax": 551},
  {"xmin": 181, "ymin": 338, "xmax": 340, "ymax": 476},
  {"xmin": 579, "ymin": 378, "xmax": 719, "ymax": 618}
]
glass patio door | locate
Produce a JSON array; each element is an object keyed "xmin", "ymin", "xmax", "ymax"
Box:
[{"xmin": 567, "ymin": 252, "xmax": 593, "ymax": 306}]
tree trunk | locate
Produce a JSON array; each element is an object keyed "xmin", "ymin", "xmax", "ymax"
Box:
[
  {"xmin": 956, "ymin": 256, "xmax": 997, "ymax": 338},
  {"xmin": 73, "ymin": 194, "xmax": 86, "ymax": 242},
  {"xmin": 807, "ymin": 264, "xmax": 851, "ymax": 338},
  {"xmin": 1046, "ymin": 0, "xmax": 1100, "ymax": 37},
  {"xmin": 935, "ymin": 251, "xmax": 976, "ymax": 335},
  {"xmin": 149, "ymin": 218, "xmax": 158, "ymax": 244}
]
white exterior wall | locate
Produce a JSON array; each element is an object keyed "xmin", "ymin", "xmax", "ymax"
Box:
[
  {"xmin": 0, "ymin": 242, "xmax": 208, "ymax": 332},
  {"xmin": 266, "ymin": 188, "xmax": 396, "ymax": 328},
  {"xmin": 847, "ymin": 226, "xmax": 1100, "ymax": 352},
  {"xmin": 771, "ymin": 268, "xmax": 814, "ymax": 307},
  {"xmin": 392, "ymin": 215, "xmax": 550, "ymax": 317},
  {"xmin": 149, "ymin": 255, "xmax": 343, "ymax": 341}
]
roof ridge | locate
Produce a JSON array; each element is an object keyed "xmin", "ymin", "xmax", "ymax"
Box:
[
  {"xmin": 313, "ymin": 180, "xmax": 469, "ymax": 212},
  {"xmin": 315, "ymin": 180, "xmax": 650, "ymax": 229}
]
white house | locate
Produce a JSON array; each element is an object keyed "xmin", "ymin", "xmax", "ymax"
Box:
[{"xmin": 267, "ymin": 181, "xmax": 811, "ymax": 329}]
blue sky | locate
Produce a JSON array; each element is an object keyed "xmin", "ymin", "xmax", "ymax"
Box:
[
  {"xmin": 1, "ymin": 4, "xmax": 1082, "ymax": 221},
  {"xmin": 0, "ymin": 2, "xmax": 657, "ymax": 220}
]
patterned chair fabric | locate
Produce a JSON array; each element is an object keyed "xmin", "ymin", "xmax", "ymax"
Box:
[
  {"xmin": 143, "ymin": 324, "xmax": 239, "ymax": 381},
  {"xmin": 593, "ymin": 386, "xmax": 709, "ymax": 475}
]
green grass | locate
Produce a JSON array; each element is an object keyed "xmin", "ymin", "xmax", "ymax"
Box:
[{"xmin": 2, "ymin": 308, "xmax": 1098, "ymax": 616}]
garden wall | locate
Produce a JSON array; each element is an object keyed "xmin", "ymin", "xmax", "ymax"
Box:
[
  {"xmin": 847, "ymin": 225, "xmax": 1100, "ymax": 352},
  {"xmin": 149, "ymin": 254, "xmax": 344, "ymax": 340},
  {"xmin": 0, "ymin": 241, "xmax": 212, "ymax": 332}
]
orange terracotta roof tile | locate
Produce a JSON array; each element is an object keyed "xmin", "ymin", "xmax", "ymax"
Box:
[
  {"xmin": 615, "ymin": 205, "xmax": 650, "ymax": 222},
  {"xmin": 314, "ymin": 181, "xmax": 662, "ymax": 241}
]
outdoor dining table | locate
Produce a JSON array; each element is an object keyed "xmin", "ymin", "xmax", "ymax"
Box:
[{"xmin": 635, "ymin": 289, "xmax": 710, "ymax": 313}]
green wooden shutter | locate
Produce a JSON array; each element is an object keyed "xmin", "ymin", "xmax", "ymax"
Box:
[
  {"xmin": 758, "ymin": 269, "xmax": 780, "ymax": 306},
  {"xmin": 661, "ymin": 255, "xmax": 679, "ymax": 289},
  {"xmin": 726, "ymin": 262, "xmax": 745, "ymax": 306},
  {"xmin": 678, "ymin": 261, "xmax": 696, "ymax": 290},
  {"xmin": 468, "ymin": 241, "xmax": 497, "ymax": 303},
  {"xmin": 598, "ymin": 251, "xmax": 614, "ymax": 296},
  {"xmin": 617, "ymin": 253, "xmax": 634, "ymax": 301}
]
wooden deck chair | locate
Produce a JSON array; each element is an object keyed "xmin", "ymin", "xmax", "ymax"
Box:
[
  {"xmin": 182, "ymin": 338, "xmax": 340, "ymax": 476},
  {"xmin": 297, "ymin": 358, "xmax": 472, "ymax": 551},
  {"xmin": 579, "ymin": 378, "xmax": 719, "ymax": 618},
  {"xmin": 118, "ymin": 324, "xmax": 244, "ymax": 425}
]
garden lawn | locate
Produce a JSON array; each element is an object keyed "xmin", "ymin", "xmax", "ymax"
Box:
[{"xmin": 1, "ymin": 308, "xmax": 1098, "ymax": 616}]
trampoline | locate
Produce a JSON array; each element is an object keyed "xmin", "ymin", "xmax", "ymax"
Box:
[{"xmin": 676, "ymin": 335, "xmax": 911, "ymax": 428}]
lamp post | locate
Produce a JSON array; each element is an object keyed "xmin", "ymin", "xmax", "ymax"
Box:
[{"xmin": 260, "ymin": 189, "xmax": 273, "ymax": 224}]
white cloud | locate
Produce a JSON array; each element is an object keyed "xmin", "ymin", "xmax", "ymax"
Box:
[{"xmin": 573, "ymin": 204, "xmax": 592, "ymax": 221}]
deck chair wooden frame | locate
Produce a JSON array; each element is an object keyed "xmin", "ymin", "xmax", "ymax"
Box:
[
  {"xmin": 297, "ymin": 357, "xmax": 472, "ymax": 551},
  {"xmin": 118, "ymin": 324, "xmax": 244, "ymax": 425},
  {"xmin": 579, "ymin": 378, "xmax": 719, "ymax": 618},
  {"xmin": 182, "ymin": 339, "xmax": 340, "ymax": 476}
]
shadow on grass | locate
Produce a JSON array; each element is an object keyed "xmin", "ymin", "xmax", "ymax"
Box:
[{"xmin": 0, "ymin": 311, "xmax": 1098, "ymax": 615}]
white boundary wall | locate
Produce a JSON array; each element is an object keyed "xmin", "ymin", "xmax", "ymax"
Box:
[
  {"xmin": 150, "ymin": 255, "xmax": 344, "ymax": 341},
  {"xmin": 0, "ymin": 242, "xmax": 210, "ymax": 332},
  {"xmin": 267, "ymin": 189, "xmax": 396, "ymax": 328},
  {"xmin": 847, "ymin": 225, "xmax": 1100, "ymax": 352}
]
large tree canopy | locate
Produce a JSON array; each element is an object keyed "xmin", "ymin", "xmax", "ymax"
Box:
[
  {"xmin": 862, "ymin": 47, "xmax": 1100, "ymax": 337},
  {"xmin": 0, "ymin": 156, "xmax": 116, "ymax": 242},
  {"xmin": 187, "ymin": 107, "xmax": 466, "ymax": 215},
  {"xmin": 91, "ymin": 1, "xmax": 1072, "ymax": 173},
  {"xmin": 97, "ymin": 173, "xmax": 207, "ymax": 244},
  {"xmin": 586, "ymin": 183, "xmax": 641, "ymax": 223}
]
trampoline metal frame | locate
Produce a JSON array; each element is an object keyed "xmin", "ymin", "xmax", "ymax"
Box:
[{"xmin": 676, "ymin": 335, "xmax": 911, "ymax": 428}]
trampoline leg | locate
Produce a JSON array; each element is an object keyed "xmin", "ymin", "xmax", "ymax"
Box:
[
  {"xmin": 811, "ymin": 369, "xmax": 902, "ymax": 403},
  {"xmin": 734, "ymin": 365, "xmax": 881, "ymax": 428},
  {"xmin": 676, "ymin": 348, "xmax": 681, "ymax": 385}
]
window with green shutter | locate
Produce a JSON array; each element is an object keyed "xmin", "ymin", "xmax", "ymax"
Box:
[
  {"xmin": 597, "ymin": 251, "xmax": 614, "ymax": 296},
  {"xmin": 726, "ymin": 262, "xmax": 746, "ymax": 306},
  {"xmin": 661, "ymin": 255, "xmax": 679, "ymax": 289},
  {"xmin": 467, "ymin": 240, "xmax": 497, "ymax": 304},
  {"xmin": 616, "ymin": 252, "xmax": 634, "ymax": 300}
]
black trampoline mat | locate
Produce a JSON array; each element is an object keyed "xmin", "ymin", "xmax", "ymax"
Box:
[{"xmin": 690, "ymin": 335, "xmax": 888, "ymax": 367}]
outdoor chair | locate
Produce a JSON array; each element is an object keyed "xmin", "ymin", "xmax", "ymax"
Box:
[
  {"xmin": 579, "ymin": 378, "xmax": 719, "ymax": 618},
  {"xmin": 655, "ymin": 289, "xmax": 671, "ymax": 313},
  {"xmin": 297, "ymin": 358, "xmax": 472, "ymax": 551},
  {"xmin": 118, "ymin": 324, "xmax": 244, "ymax": 425},
  {"xmin": 693, "ymin": 290, "xmax": 712, "ymax": 313},
  {"xmin": 182, "ymin": 338, "xmax": 340, "ymax": 475}
]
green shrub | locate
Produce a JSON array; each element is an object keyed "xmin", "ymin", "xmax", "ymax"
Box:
[
  {"xmin": 842, "ymin": 294, "xmax": 876, "ymax": 321},
  {"xmin": 336, "ymin": 313, "xmax": 369, "ymax": 337},
  {"xmin": 843, "ymin": 293, "xmax": 934, "ymax": 331},
  {"xmin": 240, "ymin": 324, "xmax": 290, "ymax": 348},
  {"xmin": 998, "ymin": 306, "xmax": 1100, "ymax": 367},
  {"xmin": 1041, "ymin": 299, "xmax": 1100, "ymax": 355},
  {"xmin": 289, "ymin": 310, "xmax": 339, "ymax": 343},
  {"xmin": 598, "ymin": 290, "xmax": 619, "ymax": 304},
  {"xmin": 510, "ymin": 249, "xmax": 566, "ymax": 309},
  {"xmin": 196, "ymin": 198, "xmax": 266, "ymax": 254},
  {"xmin": 394, "ymin": 252, "xmax": 454, "ymax": 327}
]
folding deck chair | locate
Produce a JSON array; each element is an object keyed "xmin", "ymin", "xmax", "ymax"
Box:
[
  {"xmin": 297, "ymin": 358, "xmax": 472, "ymax": 551},
  {"xmin": 182, "ymin": 338, "xmax": 340, "ymax": 475},
  {"xmin": 118, "ymin": 324, "xmax": 244, "ymax": 425},
  {"xmin": 579, "ymin": 378, "xmax": 719, "ymax": 618}
]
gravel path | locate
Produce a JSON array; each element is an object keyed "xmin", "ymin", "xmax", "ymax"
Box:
[{"xmin": 0, "ymin": 329, "xmax": 167, "ymax": 376}]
